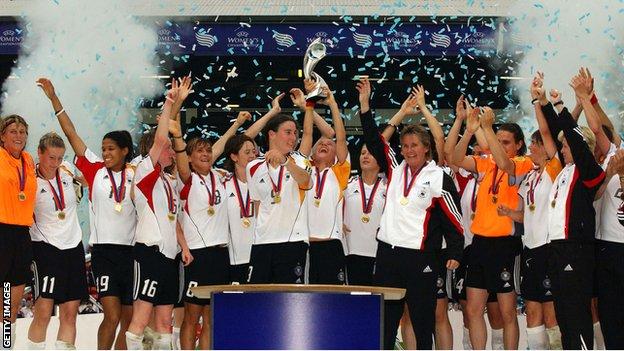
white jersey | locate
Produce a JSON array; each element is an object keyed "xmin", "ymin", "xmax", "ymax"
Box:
[
  {"xmin": 458, "ymin": 169, "xmax": 477, "ymax": 248},
  {"xmin": 30, "ymin": 163, "xmax": 82, "ymax": 249},
  {"xmin": 246, "ymin": 151, "xmax": 312, "ymax": 245},
  {"xmin": 307, "ymin": 160, "xmax": 351, "ymax": 240},
  {"xmin": 343, "ymin": 175, "xmax": 386, "ymax": 258},
  {"xmin": 133, "ymin": 158, "xmax": 179, "ymax": 259},
  {"xmin": 224, "ymin": 175, "xmax": 255, "ymax": 265},
  {"xmin": 75, "ymin": 149, "xmax": 136, "ymax": 246},
  {"xmin": 178, "ymin": 170, "xmax": 229, "ymax": 250},
  {"xmin": 519, "ymin": 158, "xmax": 562, "ymax": 249},
  {"xmin": 597, "ymin": 144, "xmax": 624, "ymax": 243},
  {"xmin": 377, "ymin": 160, "xmax": 463, "ymax": 250}
]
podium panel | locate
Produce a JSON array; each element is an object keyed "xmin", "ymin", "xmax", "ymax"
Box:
[{"xmin": 212, "ymin": 292, "xmax": 382, "ymax": 349}]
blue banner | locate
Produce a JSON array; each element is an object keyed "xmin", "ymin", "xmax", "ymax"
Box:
[{"xmin": 1, "ymin": 21, "xmax": 499, "ymax": 56}]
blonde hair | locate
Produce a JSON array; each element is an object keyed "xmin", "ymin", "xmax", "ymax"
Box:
[
  {"xmin": 0, "ymin": 115, "xmax": 29, "ymax": 147},
  {"xmin": 557, "ymin": 126, "xmax": 596, "ymax": 153},
  {"xmin": 38, "ymin": 132, "xmax": 66, "ymax": 152}
]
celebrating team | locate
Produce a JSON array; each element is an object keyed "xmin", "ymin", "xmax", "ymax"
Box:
[{"xmin": 1, "ymin": 67, "xmax": 624, "ymax": 350}]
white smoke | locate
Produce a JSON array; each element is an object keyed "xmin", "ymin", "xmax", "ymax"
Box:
[
  {"xmin": 0, "ymin": 0, "xmax": 163, "ymax": 154},
  {"xmin": 506, "ymin": 1, "xmax": 624, "ymax": 133}
]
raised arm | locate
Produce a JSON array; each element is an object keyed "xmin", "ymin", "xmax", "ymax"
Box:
[
  {"xmin": 37, "ymin": 78, "xmax": 87, "ymax": 156},
  {"xmin": 171, "ymin": 76, "xmax": 193, "ymax": 117},
  {"xmin": 149, "ymin": 87, "xmax": 176, "ymax": 166},
  {"xmin": 451, "ymin": 108, "xmax": 480, "ymax": 172},
  {"xmin": 479, "ymin": 107, "xmax": 515, "ymax": 175},
  {"xmin": 170, "ymin": 110, "xmax": 191, "ymax": 183},
  {"xmin": 444, "ymin": 95, "xmax": 467, "ymax": 165},
  {"xmin": 244, "ymin": 93, "xmax": 285, "ymax": 139},
  {"xmin": 414, "ymin": 85, "xmax": 446, "ymax": 165},
  {"xmin": 318, "ymin": 86, "xmax": 348, "ymax": 163},
  {"xmin": 530, "ymin": 77, "xmax": 559, "ymax": 159},
  {"xmin": 382, "ymin": 91, "xmax": 419, "ymax": 141},
  {"xmin": 290, "ymin": 87, "xmax": 335, "ymax": 139},
  {"xmin": 212, "ymin": 111, "xmax": 252, "ymax": 160},
  {"xmin": 297, "ymin": 79, "xmax": 317, "ymax": 156},
  {"xmin": 576, "ymin": 68, "xmax": 612, "ymax": 155}
]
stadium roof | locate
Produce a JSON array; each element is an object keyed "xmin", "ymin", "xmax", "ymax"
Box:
[{"xmin": 1, "ymin": 0, "xmax": 516, "ymax": 18}]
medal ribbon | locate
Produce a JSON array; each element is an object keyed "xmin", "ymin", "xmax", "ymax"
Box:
[
  {"xmin": 17, "ymin": 156, "xmax": 26, "ymax": 193},
  {"xmin": 198, "ymin": 171, "xmax": 217, "ymax": 207},
  {"xmin": 359, "ymin": 177, "xmax": 381, "ymax": 214},
  {"xmin": 267, "ymin": 163, "xmax": 285, "ymax": 196},
  {"xmin": 107, "ymin": 168, "xmax": 126, "ymax": 204},
  {"xmin": 403, "ymin": 163, "xmax": 427, "ymax": 199},
  {"xmin": 162, "ymin": 173, "xmax": 176, "ymax": 214},
  {"xmin": 527, "ymin": 168, "xmax": 543, "ymax": 207},
  {"xmin": 314, "ymin": 167, "xmax": 330, "ymax": 200},
  {"xmin": 232, "ymin": 173, "xmax": 251, "ymax": 218},
  {"xmin": 469, "ymin": 175, "xmax": 478, "ymax": 214},
  {"xmin": 489, "ymin": 165, "xmax": 505, "ymax": 197},
  {"xmin": 47, "ymin": 171, "xmax": 66, "ymax": 212}
]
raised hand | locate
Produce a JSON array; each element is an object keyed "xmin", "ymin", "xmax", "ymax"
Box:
[
  {"xmin": 399, "ymin": 92, "xmax": 419, "ymax": 116},
  {"xmin": 36, "ymin": 77, "xmax": 57, "ymax": 100},
  {"xmin": 549, "ymin": 89, "xmax": 562, "ymax": 104},
  {"xmin": 356, "ymin": 77, "xmax": 371, "ymax": 107},
  {"xmin": 530, "ymin": 73, "xmax": 545, "ymax": 100},
  {"xmin": 579, "ymin": 67, "xmax": 594, "ymax": 94},
  {"xmin": 466, "ymin": 107, "xmax": 481, "ymax": 134},
  {"xmin": 271, "ymin": 93, "xmax": 286, "ymax": 113},
  {"xmin": 479, "ymin": 107, "xmax": 495, "ymax": 129},
  {"xmin": 289, "ymin": 88, "xmax": 306, "ymax": 109},
  {"xmin": 303, "ymin": 78, "xmax": 316, "ymax": 94},
  {"xmin": 412, "ymin": 85, "xmax": 427, "ymax": 109},
  {"xmin": 318, "ymin": 86, "xmax": 336, "ymax": 106},
  {"xmin": 235, "ymin": 111, "xmax": 252, "ymax": 125},
  {"xmin": 177, "ymin": 75, "xmax": 194, "ymax": 103},
  {"xmin": 570, "ymin": 74, "xmax": 591, "ymax": 99},
  {"xmin": 455, "ymin": 95, "xmax": 467, "ymax": 121},
  {"xmin": 606, "ymin": 149, "xmax": 624, "ymax": 178}
]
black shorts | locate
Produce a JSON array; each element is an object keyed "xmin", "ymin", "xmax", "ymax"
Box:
[
  {"xmin": 520, "ymin": 245, "xmax": 553, "ymax": 303},
  {"xmin": 91, "ymin": 244, "xmax": 134, "ymax": 305},
  {"xmin": 346, "ymin": 254, "xmax": 375, "ymax": 286},
  {"xmin": 436, "ymin": 249, "xmax": 453, "ymax": 299},
  {"xmin": 230, "ymin": 263, "xmax": 251, "ymax": 284},
  {"xmin": 248, "ymin": 241, "xmax": 308, "ymax": 284},
  {"xmin": 0, "ymin": 224, "xmax": 32, "ymax": 286},
  {"xmin": 466, "ymin": 235, "xmax": 521, "ymax": 294},
  {"xmin": 174, "ymin": 253, "xmax": 185, "ymax": 308},
  {"xmin": 133, "ymin": 244, "xmax": 180, "ymax": 306},
  {"xmin": 31, "ymin": 241, "xmax": 87, "ymax": 304},
  {"xmin": 183, "ymin": 246, "xmax": 230, "ymax": 305},
  {"xmin": 308, "ymin": 239, "xmax": 346, "ymax": 285},
  {"xmin": 452, "ymin": 246, "xmax": 499, "ymax": 303}
]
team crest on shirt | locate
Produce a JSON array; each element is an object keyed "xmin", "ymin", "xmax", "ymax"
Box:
[
  {"xmin": 615, "ymin": 188, "xmax": 623, "ymax": 200},
  {"xmin": 500, "ymin": 270, "xmax": 511, "ymax": 282},
  {"xmin": 436, "ymin": 277, "xmax": 444, "ymax": 288},
  {"xmin": 542, "ymin": 278, "xmax": 552, "ymax": 289},
  {"xmin": 294, "ymin": 264, "xmax": 303, "ymax": 277},
  {"xmin": 337, "ymin": 270, "xmax": 345, "ymax": 282}
]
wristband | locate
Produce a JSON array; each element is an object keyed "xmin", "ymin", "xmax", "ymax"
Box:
[
  {"xmin": 174, "ymin": 148, "xmax": 186, "ymax": 154},
  {"xmin": 387, "ymin": 123, "xmax": 396, "ymax": 129},
  {"xmin": 553, "ymin": 101, "xmax": 564, "ymax": 107},
  {"xmin": 305, "ymin": 101, "xmax": 316, "ymax": 108},
  {"xmin": 55, "ymin": 108, "xmax": 65, "ymax": 116},
  {"xmin": 590, "ymin": 94, "xmax": 598, "ymax": 105},
  {"xmin": 531, "ymin": 98, "xmax": 539, "ymax": 105},
  {"xmin": 172, "ymin": 135, "xmax": 183, "ymax": 139}
]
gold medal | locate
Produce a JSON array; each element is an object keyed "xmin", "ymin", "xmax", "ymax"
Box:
[
  {"xmin": 470, "ymin": 213, "xmax": 475, "ymax": 220},
  {"xmin": 207, "ymin": 206, "xmax": 215, "ymax": 216},
  {"xmin": 529, "ymin": 204, "xmax": 536, "ymax": 212},
  {"xmin": 551, "ymin": 200, "xmax": 556, "ymax": 208},
  {"xmin": 400, "ymin": 197, "xmax": 409, "ymax": 206},
  {"xmin": 273, "ymin": 194, "xmax": 281, "ymax": 204},
  {"xmin": 167, "ymin": 212, "xmax": 176, "ymax": 221},
  {"xmin": 242, "ymin": 218, "xmax": 251, "ymax": 228},
  {"xmin": 114, "ymin": 202, "xmax": 122, "ymax": 212},
  {"xmin": 361, "ymin": 214, "xmax": 370, "ymax": 223},
  {"xmin": 492, "ymin": 195, "xmax": 498, "ymax": 204},
  {"xmin": 58, "ymin": 211, "xmax": 66, "ymax": 220},
  {"xmin": 314, "ymin": 198, "xmax": 321, "ymax": 207},
  {"xmin": 18, "ymin": 191, "xmax": 26, "ymax": 201}
]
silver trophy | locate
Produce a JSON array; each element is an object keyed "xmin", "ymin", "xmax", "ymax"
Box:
[{"xmin": 303, "ymin": 38, "xmax": 328, "ymax": 101}]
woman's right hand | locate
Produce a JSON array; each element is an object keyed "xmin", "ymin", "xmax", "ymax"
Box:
[{"xmin": 36, "ymin": 77, "xmax": 56, "ymax": 100}]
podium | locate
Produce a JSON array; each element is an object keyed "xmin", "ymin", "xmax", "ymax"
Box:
[{"xmin": 192, "ymin": 284, "xmax": 405, "ymax": 350}]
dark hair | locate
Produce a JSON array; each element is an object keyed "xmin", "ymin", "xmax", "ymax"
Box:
[
  {"xmin": 261, "ymin": 114, "xmax": 298, "ymax": 149},
  {"xmin": 223, "ymin": 134, "xmax": 255, "ymax": 172},
  {"xmin": 530, "ymin": 130, "xmax": 543, "ymax": 145},
  {"xmin": 497, "ymin": 123, "xmax": 527, "ymax": 156},
  {"xmin": 400, "ymin": 124, "xmax": 431, "ymax": 157},
  {"xmin": 138, "ymin": 129, "xmax": 155, "ymax": 157},
  {"xmin": 103, "ymin": 130, "xmax": 134, "ymax": 162},
  {"xmin": 38, "ymin": 132, "xmax": 65, "ymax": 152},
  {"xmin": 185, "ymin": 137, "xmax": 212, "ymax": 156}
]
